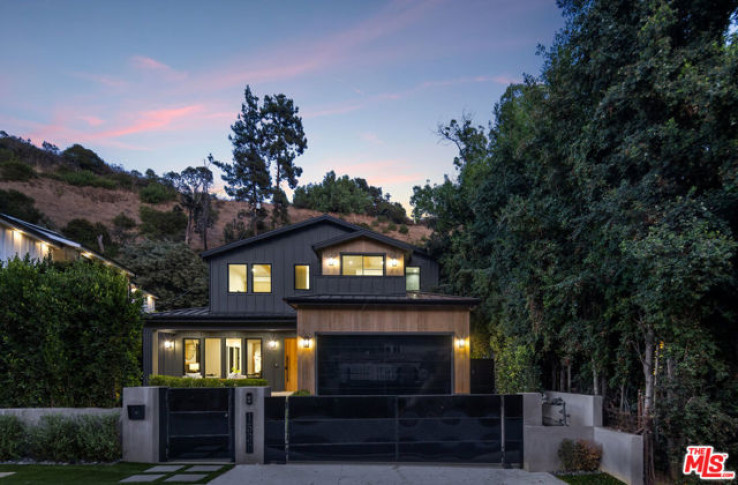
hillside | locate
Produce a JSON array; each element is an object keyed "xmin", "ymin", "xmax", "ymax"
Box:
[{"xmin": 0, "ymin": 177, "xmax": 432, "ymax": 252}]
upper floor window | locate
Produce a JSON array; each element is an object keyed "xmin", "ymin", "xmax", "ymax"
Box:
[
  {"xmin": 295, "ymin": 264, "xmax": 310, "ymax": 290},
  {"xmin": 341, "ymin": 254, "xmax": 384, "ymax": 276},
  {"xmin": 252, "ymin": 264, "xmax": 272, "ymax": 293},
  {"xmin": 228, "ymin": 264, "xmax": 247, "ymax": 292},
  {"xmin": 406, "ymin": 266, "xmax": 420, "ymax": 291}
]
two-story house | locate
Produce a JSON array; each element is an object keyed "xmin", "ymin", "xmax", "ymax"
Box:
[
  {"xmin": 0, "ymin": 212, "xmax": 156, "ymax": 312},
  {"xmin": 145, "ymin": 215, "xmax": 478, "ymax": 395}
]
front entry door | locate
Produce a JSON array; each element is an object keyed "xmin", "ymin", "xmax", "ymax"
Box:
[{"xmin": 284, "ymin": 338, "xmax": 297, "ymax": 392}]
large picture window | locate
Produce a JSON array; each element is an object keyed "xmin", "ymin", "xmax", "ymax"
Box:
[
  {"xmin": 341, "ymin": 254, "xmax": 384, "ymax": 276},
  {"xmin": 252, "ymin": 264, "xmax": 271, "ymax": 293},
  {"xmin": 228, "ymin": 264, "xmax": 247, "ymax": 292}
]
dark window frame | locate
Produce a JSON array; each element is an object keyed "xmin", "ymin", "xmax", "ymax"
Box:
[
  {"xmin": 339, "ymin": 252, "xmax": 386, "ymax": 277},
  {"xmin": 405, "ymin": 266, "xmax": 421, "ymax": 291},
  {"xmin": 294, "ymin": 263, "xmax": 310, "ymax": 291},
  {"xmin": 227, "ymin": 263, "xmax": 248, "ymax": 293},
  {"xmin": 251, "ymin": 263, "xmax": 273, "ymax": 294}
]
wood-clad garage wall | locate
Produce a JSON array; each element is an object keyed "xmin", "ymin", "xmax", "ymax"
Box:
[{"xmin": 296, "ymin": 306, "xmax": 470, "ymax": 395}]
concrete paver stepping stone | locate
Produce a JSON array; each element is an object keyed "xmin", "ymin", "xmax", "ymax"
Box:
[
  {"xmin": 0, "ymin": 472, "xmax": 16, "ymax": 479},
  {"xmin": 164, "ymin": 474, "xmax": 208, "ymax": 482},
  {"xmin": 144, "ymin": 465, "xmax": 184, "ymax": 473},
  {"xmin": 120, "ymin": 475, "xmax": 166, "ymax": 483},
  {"xmin": 186, "ymin": 465, "xmax": 223, "ymax": 472}
]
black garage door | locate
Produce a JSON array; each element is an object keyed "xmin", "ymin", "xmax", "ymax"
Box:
[{"xmin": 317, "ymin": 334, "xmax": 452, "ymax": 395}]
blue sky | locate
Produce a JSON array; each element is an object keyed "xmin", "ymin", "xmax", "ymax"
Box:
[{"xmin": 0, "ymin": 0, "xmax": 564, "ymax": 209}]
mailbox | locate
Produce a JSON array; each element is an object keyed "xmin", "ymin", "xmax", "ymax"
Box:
[{"xmin": 127, "ymin": 404, "xmax": 145, "ymax": 420}]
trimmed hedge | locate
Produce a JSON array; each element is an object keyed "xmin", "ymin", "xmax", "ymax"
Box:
[
  {"xmin": 1, "ymin": 413, "xmax": 120, "ymax": 463},
  {"xmin": 0, "ymin": 415, "xmax": 26, "ymax": 460},
  {"xmin": 149, "ymin": 375, "xmax": 268, "ymax": 388}
]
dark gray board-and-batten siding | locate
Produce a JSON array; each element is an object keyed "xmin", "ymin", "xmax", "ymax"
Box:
[{"xmin": 207, "ymin": 221, "xmax": 439, "ymax": 315}]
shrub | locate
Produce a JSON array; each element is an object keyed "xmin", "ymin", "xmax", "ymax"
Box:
[
  {"xmin": 139, "ymin": 206, "xmax": 187, "ymax": 241},
  {"xmin": 387, "ymin": 222, "xmax": 397, "ymax": 232},
  {"xmin": 291, "ymin": 389, "xmax": 311, "ymax": 396},
  {"xmin": 0, "ymin": 189, "xmax": 45, "ymax": 224},
  {"xmin": 558, "ymin": 439, "xmax": 602, "ymax": 472},
  {"xmin": 399, "ymin": 224, "xmax": 409, "ymax": 235},
  {"xmin": 0, "ymin": 161, "xmax": 37, "ymax": 181},
  {"xmin": 149, "ymin": 375, "xmax": 268, "ymax": 388},
  {"xmin": 29, "ymin": 414, "xmax": 120, "ymax": 463},
  {"xmin": 139, "ymin": 182, "xmax": 177, "ymax": 204},
  {"xmin": 0, "ymin": 415, "xmax": 25, "ymax": 460},
  {"xmin": 53, "ymin": 169, "xmax": 118, "ymax": 189},
  {"xmin": 76, "ymin": 414, "xmax": 121, "ymax": 462},
  {"xmin": 370, "ymin": 219, "xmax": 379, "ymax": 227}
]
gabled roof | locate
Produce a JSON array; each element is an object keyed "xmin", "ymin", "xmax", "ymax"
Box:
[
  {"xmin": 201, "ymin": 214, "xmax": 429, "ymax": 259},
  {"xmin": 0, "ymin": 212, "xmax": 135, "ymax": 276},
  {"xmin": 311, "ymin": 229, "xmax": 415, "ymax": 255}
]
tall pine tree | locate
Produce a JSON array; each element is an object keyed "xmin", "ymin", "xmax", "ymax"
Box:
[{"xmin": 215, "ymin": 86, "xmax": 271, "ymax": 236}]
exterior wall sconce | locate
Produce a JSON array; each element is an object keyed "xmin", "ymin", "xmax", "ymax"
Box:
[
  {"xmin": 327, "ymin": 257, "xmax": 338, "ymax": 267},
  {"xmin": 389, "ymin": 258, "xmax": 399, "ymax": 267},
  {"xmin": 164, "ymin": 340, "xmax": 174, "ymax": 350},
  {"xmin": 455, "ymin": 337, "xmax": 467, "ymax": 349},
  {"xmin": 300, "ymin": 335, "xmax": 313, "ymax": 349},
  {"xmin": 268, "ymin": 340, "xmax": 279, "ymax": 350}
]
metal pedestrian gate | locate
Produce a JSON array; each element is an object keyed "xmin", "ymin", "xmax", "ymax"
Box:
[
  {"xmin": 265, "ymin": 394, "xmax": 523, "ymax": 465},
  {"xmin": 163, "ymin": 388, "xmax": 234, "ymax": 461}
]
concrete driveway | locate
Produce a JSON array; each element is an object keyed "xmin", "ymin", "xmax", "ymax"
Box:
[{"xmin": 208, "ymin": 463, "xmax": 565, "ymax": 484}]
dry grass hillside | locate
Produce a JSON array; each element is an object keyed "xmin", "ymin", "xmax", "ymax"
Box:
[{"xmin": 1, "ymin": 177, "xmax": 432, "ymax": 251}]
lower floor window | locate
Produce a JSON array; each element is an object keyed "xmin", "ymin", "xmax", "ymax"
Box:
[
  {"xmin": 184, "ymin": 339, "xmax": 200, "ymax": 375},
  {"xmin": 183, "ymin": 337, "xmax": 263, "ymax": 378}
]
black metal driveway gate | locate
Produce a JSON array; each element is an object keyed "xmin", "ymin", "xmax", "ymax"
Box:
[
  {"xmin": 265, "ymin": 394, "xmax": 523, "ymax": 465},
  {"xmin": 164, "ymin": 388, "xmax": 234, "ymax": 461}
]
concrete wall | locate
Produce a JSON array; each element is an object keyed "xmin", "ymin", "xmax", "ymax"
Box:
[
  {"xmin": 595, "ymin": 427, "xmax": 644, "ymax": 485},
  {"xmin": 544, "ymin": 391, "xmax": 602, "ymax": 427},
  {"xmin": 121, "ymin": 387, "xmax": 163, "ymax": 463},
  {"xmin": 523, "ymin": 425, "xmax": 594, "ymax": 472},
  {"xmin": 234, "ymin": 387, "xmax": 270, "ymax": 464},
  {"xmin": 0, "ymin": 407, "xmax": 119, "ymax": 426}
]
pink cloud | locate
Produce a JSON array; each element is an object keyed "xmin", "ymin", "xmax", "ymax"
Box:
[
  {"xmin": 184, "ymin": 1, "xmax": 440, "ymax": 92},
  {"xmin": 130, "ymin": 55, "xmax": 187, "ymax": 81},
  {"xmin": 70, "ymin": 72, "xmax": 128, "ymax": 89},
  {"xmin": 90, "ymin": 105, "xmax": 203, "ymax": 139},
  {"xmin": 359, "ymin": 132, "xmax": 384, "ymax": 145},
  {"xmin": 79, "ymin": 115, "xmax": 104, "ymax": 127}
]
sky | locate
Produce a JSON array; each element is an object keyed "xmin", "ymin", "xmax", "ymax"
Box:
[{"xmin": 0, "ymin": 0, "xmax": 565, "ymax": 210}]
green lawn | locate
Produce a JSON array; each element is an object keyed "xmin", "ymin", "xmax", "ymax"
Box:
[
  {"xmin": 0, "ymin": 463, "xmax": 234, "ymax": 484},
  {"xmin": 558, "ymin": 473, "xmax": 625, "ymax": 484}
]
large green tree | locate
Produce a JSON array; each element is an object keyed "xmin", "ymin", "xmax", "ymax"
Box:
[
  {"xmin": 215, "ymin": 85, "xmax": 307, "ymax": 235},
  {"xmin": 414, "ymin": 1, "xmax": 738, "ymax": 477},
  {"xmin": 117, "ymin": 240, "xmax": 209, "ymax": 311}
]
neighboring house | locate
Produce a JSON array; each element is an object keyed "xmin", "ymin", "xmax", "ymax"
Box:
[
  {"xmin": 0, "ymin": 212, "xmax": 156, "ymax": 312},
  {"xmin": 145, "ymin": 215, "xmax": 478, "ymax": 395}
]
